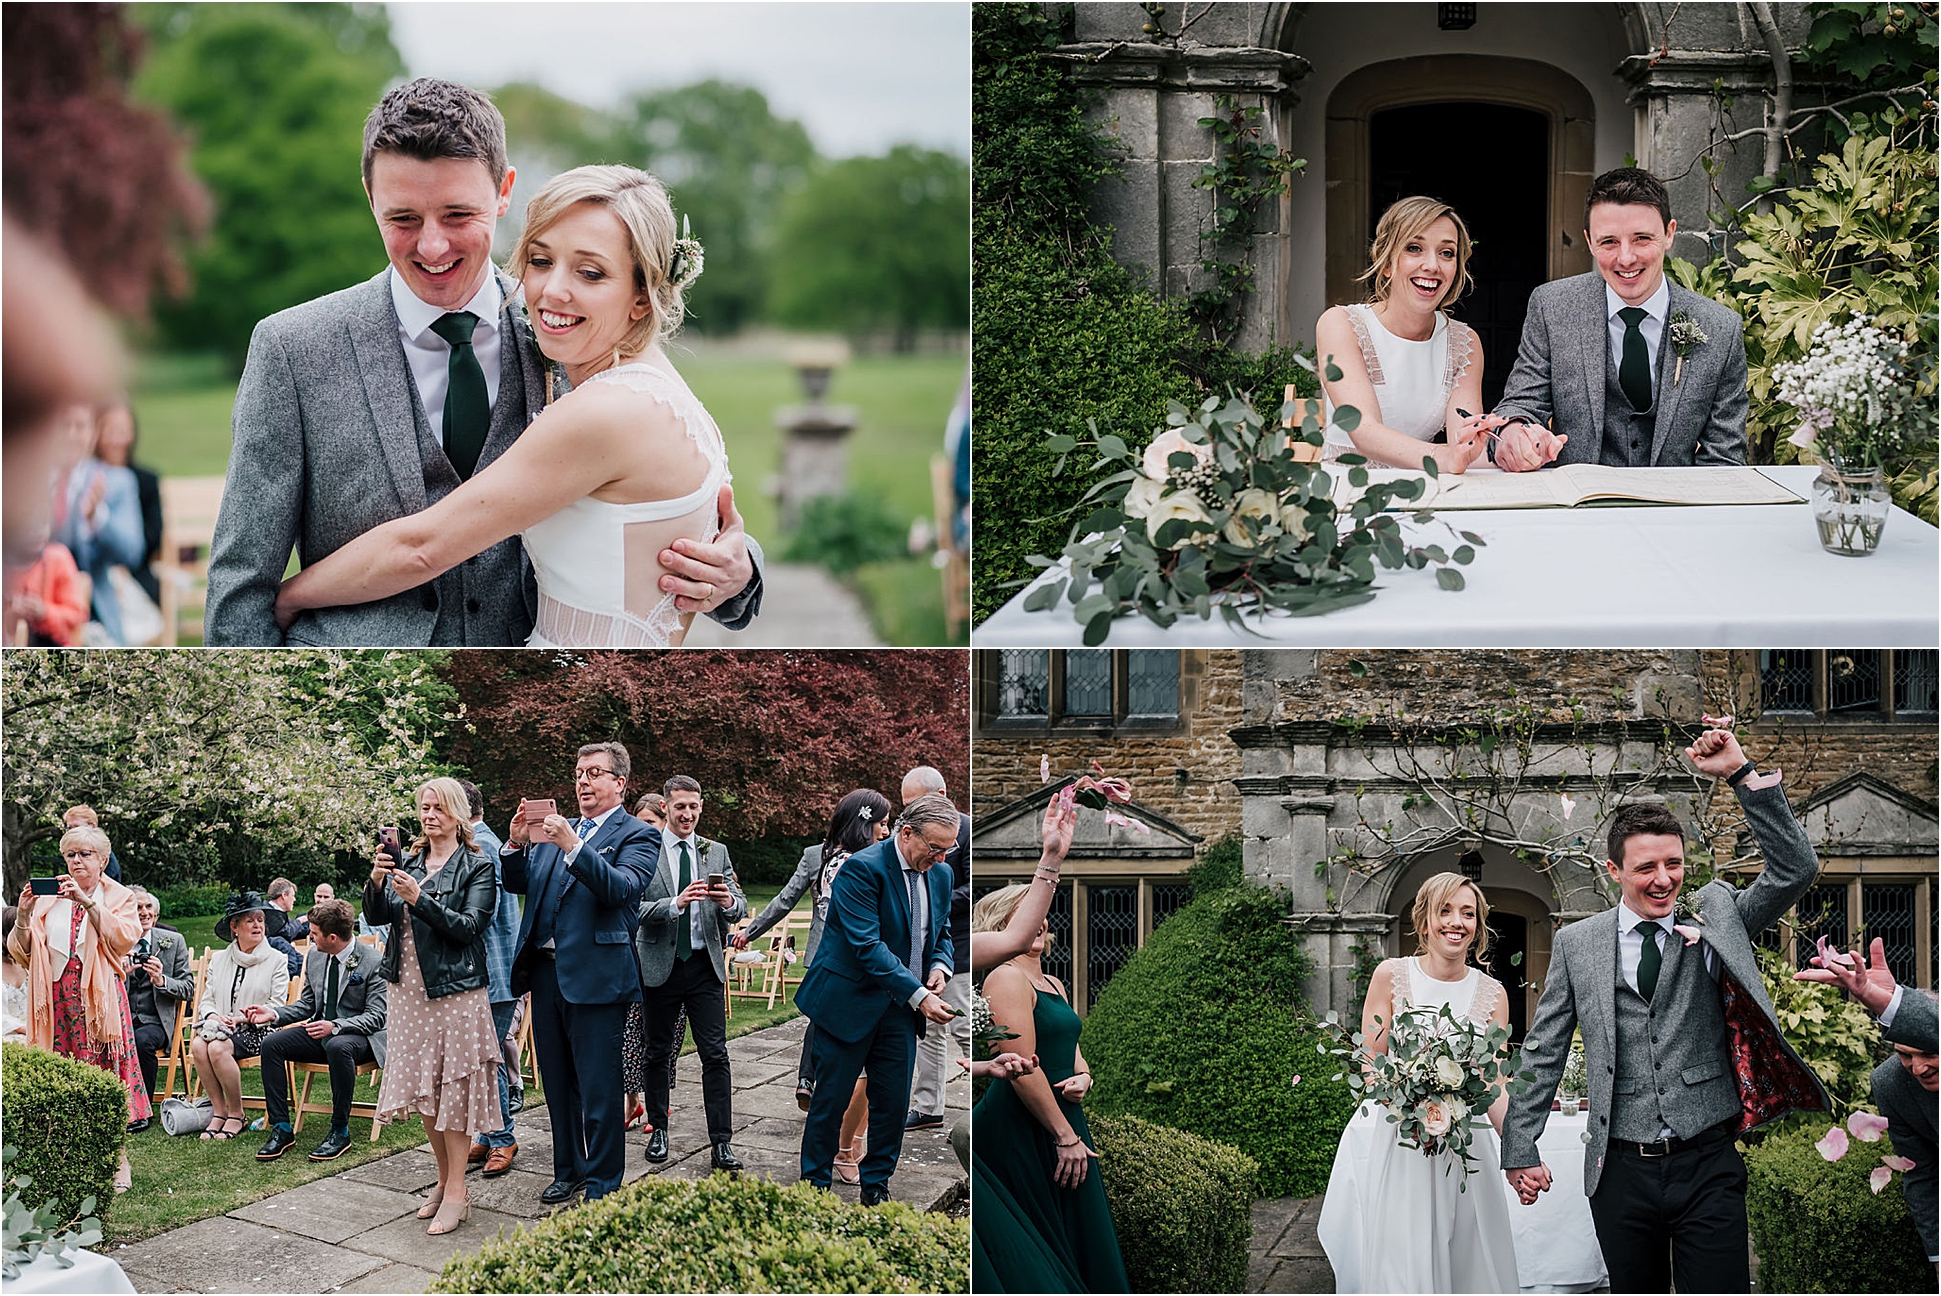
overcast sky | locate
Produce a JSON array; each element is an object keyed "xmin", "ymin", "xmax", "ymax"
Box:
[{"xmin": 387, "ymin": 2, "xmax": 970, "ymax": 159}]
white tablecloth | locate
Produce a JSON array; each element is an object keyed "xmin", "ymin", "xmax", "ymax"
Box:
[
  {"xmin": 8, "ymin": 1247, "xmax": 137, "ymax": 1294},
  {"xmin": 977, "ymin": 467, "xmax": 1938, "ymax": 645}
]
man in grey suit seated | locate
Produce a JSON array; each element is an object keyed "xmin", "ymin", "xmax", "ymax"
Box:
[
  {"xmin": 1796, "ymin": 937, "xmax": 1939, "ymax": 1267},
  {"xmin": 205, "ymin": 76, "xmax": 760, "ymax": 646},
  {"xmin": 250, "ymin": 898, "xmax": 387, "ymax": 1163},
  {"xmin": 637, "ymin": 775, "xmax": 748, "ymax": 1173},
  {"xmin": 1492, "ymin": 166, "xmax": 1749, "ymax": 472},
  {"xmin": 1503, "ymin": 718, "xmax": 1828, "ymax": 1293}
]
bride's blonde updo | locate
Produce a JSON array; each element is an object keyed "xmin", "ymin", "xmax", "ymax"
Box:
[
  {"xmin": 507, "ymin": 164, "xmax": 690, "ymax": 359},
  {"xmin": 1357, "ymin": 195, "xmax": 1474, "ymax": 310}
]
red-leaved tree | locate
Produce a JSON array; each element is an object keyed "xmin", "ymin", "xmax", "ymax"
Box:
[{"xmin": 443, "ymin": 651, "xmax": 970, "ymax": 839}]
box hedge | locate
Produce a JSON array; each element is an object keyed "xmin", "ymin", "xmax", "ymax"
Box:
[
  {"xmin": 1080, "ymin": 883, "xmax": 1357, "ymax": 1196},
  {"xmin": 1, "ymin": 1042, "xmax": 127, "ymax": 1223},
  {"xmin": 971, "ymin": 3, "xmax": 1316, "ymax": 624},
  {"xmin": 431, "ymin": 1172, "xmax": 967, "ymax": 1294},
  {"xmin": 1744, "ymin": 1118, "xmax": 1931, "ymax": 1292},
  {"xmin": 1092, "ymin": 1113, "xmax": 1257, "ymax": 1293}
]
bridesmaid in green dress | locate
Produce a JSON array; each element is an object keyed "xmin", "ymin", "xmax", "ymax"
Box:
[{"xmin": 972, "ymin": 885, "xmax": 1130, "ymax": 1293}]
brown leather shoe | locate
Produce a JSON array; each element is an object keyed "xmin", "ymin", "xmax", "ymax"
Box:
[
  {"xmin": 482, "ymin": 1143, "xmax": 518, "ymax": 1178},
  {"xmin": 466, "ymin": 1142, "xmax": 491, "ymax": 1168}
]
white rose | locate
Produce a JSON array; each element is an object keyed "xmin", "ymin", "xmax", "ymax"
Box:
[
  {"xmin": 1278, "ymin": 499, "xmax": 1313, "ymax": 544},
  {"xmin": 1146, "ymin": 490, "xmax": 1213, "ymax": 549},
  {"xmin": 1222, "ymin": 488, "xmax": 1280, "ymax": 546},
  {"xmin": 1123, "ymin": 475, "xmax": 1165, "ymax": 520},
  {"xmin": 1433, "ymin": 1055, "xmax": 1466, "ymax": 1090},
  {"xmin": 1421, "ymin": 1097, "xmax": 1453, "ymax": 1138},
  {"xmin": 1141, "ymin": 428, "xmax": 1214, "ymax": 481}
]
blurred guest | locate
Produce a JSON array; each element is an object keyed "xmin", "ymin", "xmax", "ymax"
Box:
[
  {"xmin": 3, "ymin": 907, "xmax": 28, "ymax": 1043},
  {"xmin": 461, "ymin": 778, "xmax": 524, "ymax": 1178},
  {"xmin": 9, "ymin": 826, "xmax": 151, "ymax": 1190},
  {"xmin": 93, "ymin": 399, "xmax": 164, "ymax": 605},
  {"xmin": 7, "ymin": 535, "xmax": 88, "ymax": 646},
  {"xmin": 303, "ymin": 883, "xmax": 337, "ymax": 934},
  {"xmin": 364, "ymin": 777, "xmax": 501, "ymax": 1235},
  {"xmin": 267, "ymin": 876, "xmax": 309, "ymax": 952},
  {"xmin": 52, "ymin": 403, "xmax": 145, "ymax": 645},
  {"xmin": 62, "ymin": 806, "xmax": 123, "ymax": 883},
  {"xmin": 621, "ymin": 788, "xmax": 672, "ymax": 1129},
  {"xmin": 123, "ymin": 886, "xmax": 193, "ymax": 1124},
  {"xmin": 634, "ymin": 793, "xmax": 667, "ymax": 829},
  {"xmin": 947, "ymin": 371, "xmax": 970, "ymax": 549},
  {"xmin": 193, "ymin": 891, "xmax": 290, "ymax": 1141}
]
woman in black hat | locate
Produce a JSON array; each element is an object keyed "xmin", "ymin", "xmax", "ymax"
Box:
[{"xmin": 190, "ymin": 891, "xmax": 289, "ymax": 1139}]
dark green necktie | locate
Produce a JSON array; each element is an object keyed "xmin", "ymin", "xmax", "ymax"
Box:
[
  {"xmin": 429, "ymin": 311, "xmax": 489, "ymax": 479},
  {"xmin": 1635, "ymin": 920, "xmax": 1662, "ymax": 1002},
  {"xmin": 1617, "ymin": 306, "xmax": 1652, "ymax": 413},
  {"xmin": 675, "ymin": 841, "xmax": 693, "ymax": 962},
  {"xmin": 324, "ymin": 955, "xmax": 340, "ymax": 1021}
]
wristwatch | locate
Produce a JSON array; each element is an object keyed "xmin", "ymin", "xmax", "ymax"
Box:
[{"xmin": 1725, "ymin": 760, "xmax": 1758, "ymax": 787}]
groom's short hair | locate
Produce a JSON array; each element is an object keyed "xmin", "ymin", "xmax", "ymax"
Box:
[
  {"xmin": 1607, "ymin": 803, "xmax": 1685, "ymax": 866},
  {"xmin": 1585, "ymin": 167, "xmax": 1672, "ymax": 231},
  {"xmin": 362, "ymin": 78, "xmax": 508, "ymax": 189}
]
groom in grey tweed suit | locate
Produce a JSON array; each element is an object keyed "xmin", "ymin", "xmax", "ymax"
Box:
[
  {"xmin": 1503, "ymin": 721, "xmax": 1828, "ymax": 1293},
  {"xmin": 1493, "ymin": 166, "xmax": 1748, "ymax": 473},
  {"xmin": 206, "ymin": 78, "xmax": 760, "ymax": 646}
]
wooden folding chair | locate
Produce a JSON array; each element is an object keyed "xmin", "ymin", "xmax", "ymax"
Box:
[
  {"xmin": 154, "ymin": 475, "xmax": 225, "ymax": 645},
  {"xmin": 514, "ymin": 994, "xmax": 537, "ymax": 1088},
  {"xmin": 1282, "ymin": 386, "xmax": 1325, "ymax": 461},
  {"xmin": 778, "ymin": 914, "xmax": 814, "ymax": 999},
  {"xmin": 290, "ymin": 1058, "xmax": 384, "ymax": 1141},
  {"xmin": 931, "ymin": 453, "xmax": 970, "ymax": 642},
  {"xmin": 158, "ymin": 951, "xmax": 210, "ymax": 1101}
]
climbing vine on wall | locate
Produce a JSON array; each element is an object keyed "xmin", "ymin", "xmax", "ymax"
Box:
[{"xmin": 1189, "ymin": 95, "xmax": 1305, "ymax": 340}]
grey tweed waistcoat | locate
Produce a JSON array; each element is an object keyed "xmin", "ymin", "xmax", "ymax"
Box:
[
  {"xmin": 1609, "ymin": 931, "xmax": 1734, "ymax": 1142},
  {"xmin": 1598, "ymin": 345, "xmax": 1657, "ymax": 467}
]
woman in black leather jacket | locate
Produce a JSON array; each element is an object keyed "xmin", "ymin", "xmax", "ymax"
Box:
[{"xmin": 363, "ymin": 776, "xmax": 501, "ymax": 1236}]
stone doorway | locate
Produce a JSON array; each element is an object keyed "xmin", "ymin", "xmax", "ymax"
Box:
[
  {"xmin": 1481, "ymin": 904, "xmax": 1530, "ymax": 1043},
  {"xmin": 1369, "ymin": 102, "xmax": 1550, "ymax": 410}
]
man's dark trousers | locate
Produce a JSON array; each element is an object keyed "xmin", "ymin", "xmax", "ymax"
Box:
[
  {"xmin": 1588, "ymin": 1123, "xmax": 1750, "ymax": 1293},
  {"xmin": 802, "ymin": 1008, "xmax": 918, "ymax": 1191},
  {"xmin": 134, "ymin": 1023, "xmax": 172, "ymax": 1098},
  {"xmin": 643, "ymin": 953, "xmax": 733, "ymax": 1143},
  {"xmin": 260, "ymin": 1027, "xmax": 376, "ymax": 1129},
  {"xmin": 530, "ymin": 954, "xmax": 631, "ymax": 1197}
]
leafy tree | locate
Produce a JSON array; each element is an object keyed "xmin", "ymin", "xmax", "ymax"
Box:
[
  {"xmin": 130, "ymin": 3, "xmax": 404, "ymax": 367},
  {"xmin": 769, "ymin": 146, "xmax": 970, "ymax": 346},
  {"xmin": 0, "ymin": 650, "xmax": 458, "ymax": 893},
  {"xmin": 1, "ymin": 2, "xmax": 208, "ymax": 316},
  {"xmin": 441, "ymin": 650, "xmax": 968, "ymax": 841},
  {"xmin": 604, "ymin": 80, "xmax": 817, "ymax": 335}
]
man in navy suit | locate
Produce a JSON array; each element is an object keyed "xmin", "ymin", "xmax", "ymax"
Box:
[
  {"xmin": 795, "ymin": 792, "xmax": 959, "ymax": 1205},
  {"xmin": 501, "ymin": 741, "xmax": 657, "ymax": 1206}
]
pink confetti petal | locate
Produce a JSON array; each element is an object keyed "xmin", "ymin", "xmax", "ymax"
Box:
[
  {"xmin": 1882, "ymin": 1154, "xmax": 1916, "ymax": 1172},
  {"xmin": 1870, "ymin": 1165, "xmax": 1894, "ymax": 1194},
  {"xmin": 1816, "ymin": 1126, "xmax": 1849, "ymax": 1162},
  {"xmin": 1291, "ymin": 1074, "xmax": 1302, "ymax": 1087},
  {"xmin": 1040, "ymin": 754, "xmax": 1051, "ymax": 783},
  {"xmin": 1095, "ymin": 777, "xmax": 1133, "ymax": 804},
  {"xmin": 1848, "ymin": 1111, "xmax": 1891, "ymax": 1142},
  {"xmin": 1559, "ymin": 793, "xmax": 1576, "ymax": 821},
  {"xmin": 1673, "ymin": 924, "xmax": 1704, "ymax": 947},
  {"xmin": 1091, "ymin": 759, "xmax": 1108, "ymax": 777}
]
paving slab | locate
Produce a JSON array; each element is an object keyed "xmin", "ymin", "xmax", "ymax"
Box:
[
  {"xmin": 230, "ymin": 1177, "xmax": 419, "ymax": 1245},
  {"xmin": 728, "ymin": 1059, "xmax": 796, "ymax": 1090},
  {"xmin": 339, "ymin": 1148, "xmax": 441, "ymax": 1196},
  {"xmin": 112, "ymin": 1217, "xmax": 387, "ymax": 1293},
  {"xmin": 329, "ymin": 1262, "xmax": 438, "ymax": 1294},
  {"xmin": 342, "ymin": 1205, "xmax": 527, "ymax": 1269},
  {"xmin": 1250, "ymin": 1196, "xmax": 1300, "ymax": 1254},
  {"xmin": 453, "ymin": 1166, "xmax": 558, "ymax": 1219}
]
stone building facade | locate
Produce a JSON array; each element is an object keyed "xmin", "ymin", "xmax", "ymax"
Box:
[
  {"xmin": 1048, "ymin": 2, "xmax": 1818, "ymax": 401},
  {"xmin": 972, "ymin": 649, "xmax": 1937, "ymax": 1024}
]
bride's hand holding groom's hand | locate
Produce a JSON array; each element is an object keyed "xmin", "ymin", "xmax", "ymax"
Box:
[
  {"xmin": 1505, "ymin": 1162, "xmax": 1552, "ymax": 1205},
  {"xmin": 659, "ymin": 483, "xmax": 753, "ymax": 616},
  {"xmin": 1494, "ymin": 421, "xmax": 1568, "ymax": 473}
]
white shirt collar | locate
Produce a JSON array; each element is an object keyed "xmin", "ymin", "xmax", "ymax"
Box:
[
  {"xmin": 1605, "ymin": 275, "xmax": 1670, "ymax": 325},
  {"xmin": 1617, "ymin": 898, "xmax": 1674, "ymax": 935},
  {"xmin": 389, "ymin": 265, "xmax": 503, "ymax": 344},
  {"xmin": 581, "ymin": 804, "xmax": 620, "ymax": 834}
]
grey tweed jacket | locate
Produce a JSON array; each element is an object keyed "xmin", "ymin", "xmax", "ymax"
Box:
[
  {"xmin": 635, "ymin": 835, "xmax": 749, "ymax": 986},
  {"xmin": 1503, "ymin": 781, "xmax": 1829, "ymax": 1197},
  {"xmin": 1494, "ymin": 271, "xmax": 1749, "ymax": 467}
]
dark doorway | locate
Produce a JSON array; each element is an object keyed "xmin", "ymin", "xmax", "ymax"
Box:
[
  {"xmin": 1484, "ymin": 911, "xmax": 1529, "ymax": 1043},
  {"xmin": 1369, "ymin": 103, "xmax": 1549, "ymax": 411}
]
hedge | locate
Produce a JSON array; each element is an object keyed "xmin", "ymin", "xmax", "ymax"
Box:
[
  {"xmin": 1081, "ymin": 883, "xmax": 1357, "ymax": 1196},
  {"xmin": 430, "ymin": 1173, "xmax": 967, "ymax": 1294},
  {"xmin": 1092, "ymin": 1113, "xmax": 1257, "ymax": 1293},
  {"xmin": 1, "ymin": 1042, "xmax": 126, "ymax": 1224},
  {"xmin": 147, "ymin": 884, "xmax": 231, "ymax": 919},
  {"xmin": 971, "ymin": 3, "xmax": 1317, "ymax": 624},
  {"xmin": 1745, "ymin": 1118, "xmax": 1931, "ymax": 1293}
]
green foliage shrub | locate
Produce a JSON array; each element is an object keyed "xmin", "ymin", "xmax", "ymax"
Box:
[
  {"xmin": 1091, "ymin": 1113, "xmax": 1257, "ymax": 1293},
  {"xmin": 1744, "ymin": 1118, "xmax": 1930, "ymax": 1292},
  {"xmin": 1082, "ymin": 884, "xmax": 1357, "ymax": 1196},
  {"xmin": 147, "ymin": 884, "xmax": 231, "ymax": 920},
  {"xmin": 1757, "ymin": 948, "xmax": 1881, "ymax": 1107},
  {"xmin": 971, "ymin": 3, "xmax": 1318, "ymax": 622},
  {"xmin": 430, "ymin": 1172, "xmax": 967, "ymax": 1294},
  {"xmin": 0, "ymin": 1043, "xmax": 126, "ymax": 1224},
  {"xmin": 783, "ymin": 492, "xmax": 910, "ymax": 575},
  {"xmin": 1186, "ymin": 833, "xmax": 1244, "ymax": 894},
  {"xmin": 719, "ymin": 836, "xmax": 820, "ymax": 888}
]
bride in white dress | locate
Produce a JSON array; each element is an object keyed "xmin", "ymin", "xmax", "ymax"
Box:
[
  {"xmin": 1316, "ymin": 871, "xmax": 1521, "ymax": 1293},
  {"xmin": 1316, "ymin": 197, "xmax": 1504, "ymax": 473},
  {"xmin": 275, "ymin": 164, "xmax": 733, "ymax": 648}
]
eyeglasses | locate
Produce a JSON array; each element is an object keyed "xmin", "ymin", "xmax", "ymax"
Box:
[
  {"xmin": 905, "ymin": 828, "xmax": 954, "ymax": 859},
  {"xmin": 574, "ymin": 767, "xmax": 618, "ymax": 783}
]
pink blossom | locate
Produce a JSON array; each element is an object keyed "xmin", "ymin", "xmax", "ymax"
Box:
[
  {"xmin": 1102, "ymin": 810, "xmax": 1153, "ymax": 835},
  {"xmin": 1848, "ymin": 1111, "xmax": 1891, "ymax": 1143},
  {"xmin": 1870, "ymin": 1165, "xmax": 1894, "ymax": 1194},
  {"xmin": 1673, "ymin": 924, "xmax": 1704, "ymax": 947},
  {"xmin": 1882, "ymin": 1154, "xmax": 1916, "ymax": 1172},
  {"xmin": 1093, "ymin": 777, "xmax": 1133, "ymax": 804},
  {"xmin": 1560, "ymin": 793, "xmax": 1577, "ymax": 821},
  {"xmin": 1141, "ymin": 428, "xmax": 1214, "ymax": 481},
  {"xmin": 1788, "ymin": 423, "xmax": 1820, "ymax": 450},
  {"xmin": 1040, "ymin": 754, "xmax": 1051, "ymax": 783},
  {"xmin": 1816, "ymin": 1125, "xmax": 1849, "ymax": 1161}
]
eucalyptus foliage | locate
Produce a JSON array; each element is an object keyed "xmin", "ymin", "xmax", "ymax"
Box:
[{"xmin": 1, "ymin": 1147, "xmax": 102, "ymax": 1282}]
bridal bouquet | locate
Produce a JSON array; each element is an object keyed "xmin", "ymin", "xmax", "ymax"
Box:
[
  {"xmin": 1319, "ymin": 1003, "xmax": 1532, "ymax": 1183},
  {"xmin": 1017, "ymin": 376, "xmax": 1482, "ymax": 643}
]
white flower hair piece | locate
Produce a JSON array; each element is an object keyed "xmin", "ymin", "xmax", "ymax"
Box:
[
  {"xmin": 858, "ymin": 805, "xmax": 873, "ymax": 822},
  {"xmin": 669, "ymin": 214, "xmax": 705, "ymax": 289}
]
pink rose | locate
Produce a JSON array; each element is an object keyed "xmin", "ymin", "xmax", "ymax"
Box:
[
  {"xmin": 1422, "ymin": 1098, "xmax": 1454, "ymax": 1138},
  {"xmin": 1141, "ymin": 428, "xmax": 1213, "ymax": 481}
]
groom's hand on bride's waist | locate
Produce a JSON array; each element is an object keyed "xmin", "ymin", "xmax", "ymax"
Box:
[{"xmin": 660, "ymin": 482, "xmax": 754, "ymax": 616}]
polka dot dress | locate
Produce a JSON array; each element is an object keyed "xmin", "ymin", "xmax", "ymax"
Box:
[{"xmin": 376, "ymin": 919, "xmax": 502, "ymax": 1134}]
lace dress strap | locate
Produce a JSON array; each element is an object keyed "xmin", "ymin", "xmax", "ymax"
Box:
[
  {"xmin": 1346, "ymin": 305, "xmax": 1387, "ymax": 386},
  {"xmin": 1465, "ymin": 972, "xmax": 1500, "ymax": 1026},
  {"xmin": 1387, "ymin": 958, "xmax": 1413, "ymax": 1018},
  {"xmin": 1443, "ymin": 318, "xmax": 1476, "ymax": 395}
]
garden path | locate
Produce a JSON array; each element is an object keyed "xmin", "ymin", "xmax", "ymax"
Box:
[
  {"xmin": 107, "ymin": 1017, "xmax": 966, "ymax": 1293},
  {"xmin": 682, "ymin": 562, "xmax": 883, "ymax": 647}
]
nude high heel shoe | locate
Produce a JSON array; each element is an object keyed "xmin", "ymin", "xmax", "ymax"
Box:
[
  {"xmin": 427, "ymin": 1198, "xmax": 470, "ymax": 1236},
  {"xmin": 833, "ymin": 1135, "xmax": 864, "ymax": 1185}
]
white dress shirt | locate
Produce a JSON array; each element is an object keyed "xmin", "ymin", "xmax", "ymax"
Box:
[
  {"xmin": 895, "ymin": 838, "xmax": 947, "ymax": 1010},
  {"xmin": 1604, "ymin": 277, "xmax": 1670, "ymax": 404},
  {"xmin": 389, "ymin": 267, "xmax": 504, "ymax": 447},
  {"xmin": 1616, "ymin": 898, "xmax": 1719, "ymax": 997}
]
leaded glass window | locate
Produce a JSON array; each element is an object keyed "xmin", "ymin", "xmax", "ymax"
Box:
[
  {"xmin": 1792, "ymin": 883, "xmax": 1848, "ymax": 968},
  {"xmin": 1086, "ymin": 885, "xmax": 1140, "ymax": 1008},
  {"xmin": 1760, "ymin": 650, "xmax": 1814, "ymax": 712},
  {"xmin": 996, "ymin": 650, "xmax": 1049, "ymax": 718},
  {"xmin": 1827, "ymin": 651, "xmax": 1881, "ymax": 713},
  {"xmin": 1862, "ymin": 882, "xmax": 1918, "ymax": 985},
  {"xmin": 1151, "ymin": 883, "xmax": 1194, "ymax": 930},
  {"xmin": 1064, "ymin": 651, "xmax": 1113, "ymax": 716},
  {"xmin": 1127, "ymin": 650, "xmax": 1180, "ymax": 718},
  {"xmin": 1895, "ymin": 649, "xmax": 1938, "ymax": 713}
]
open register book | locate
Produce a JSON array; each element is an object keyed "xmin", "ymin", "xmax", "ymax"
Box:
[{"xmin": 1343, "ymin": 464, "xmax": 1806, "ymax": 511}]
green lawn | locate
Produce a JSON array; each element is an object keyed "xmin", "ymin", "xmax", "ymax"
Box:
[{"xmin": 129, "ymin": 342, "xmax": 965, "ymax": 645}]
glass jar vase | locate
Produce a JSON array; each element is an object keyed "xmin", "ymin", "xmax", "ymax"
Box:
[{"xmin": 1810, "ymin": 464, "xmax": 1890, "ymax": 557}]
